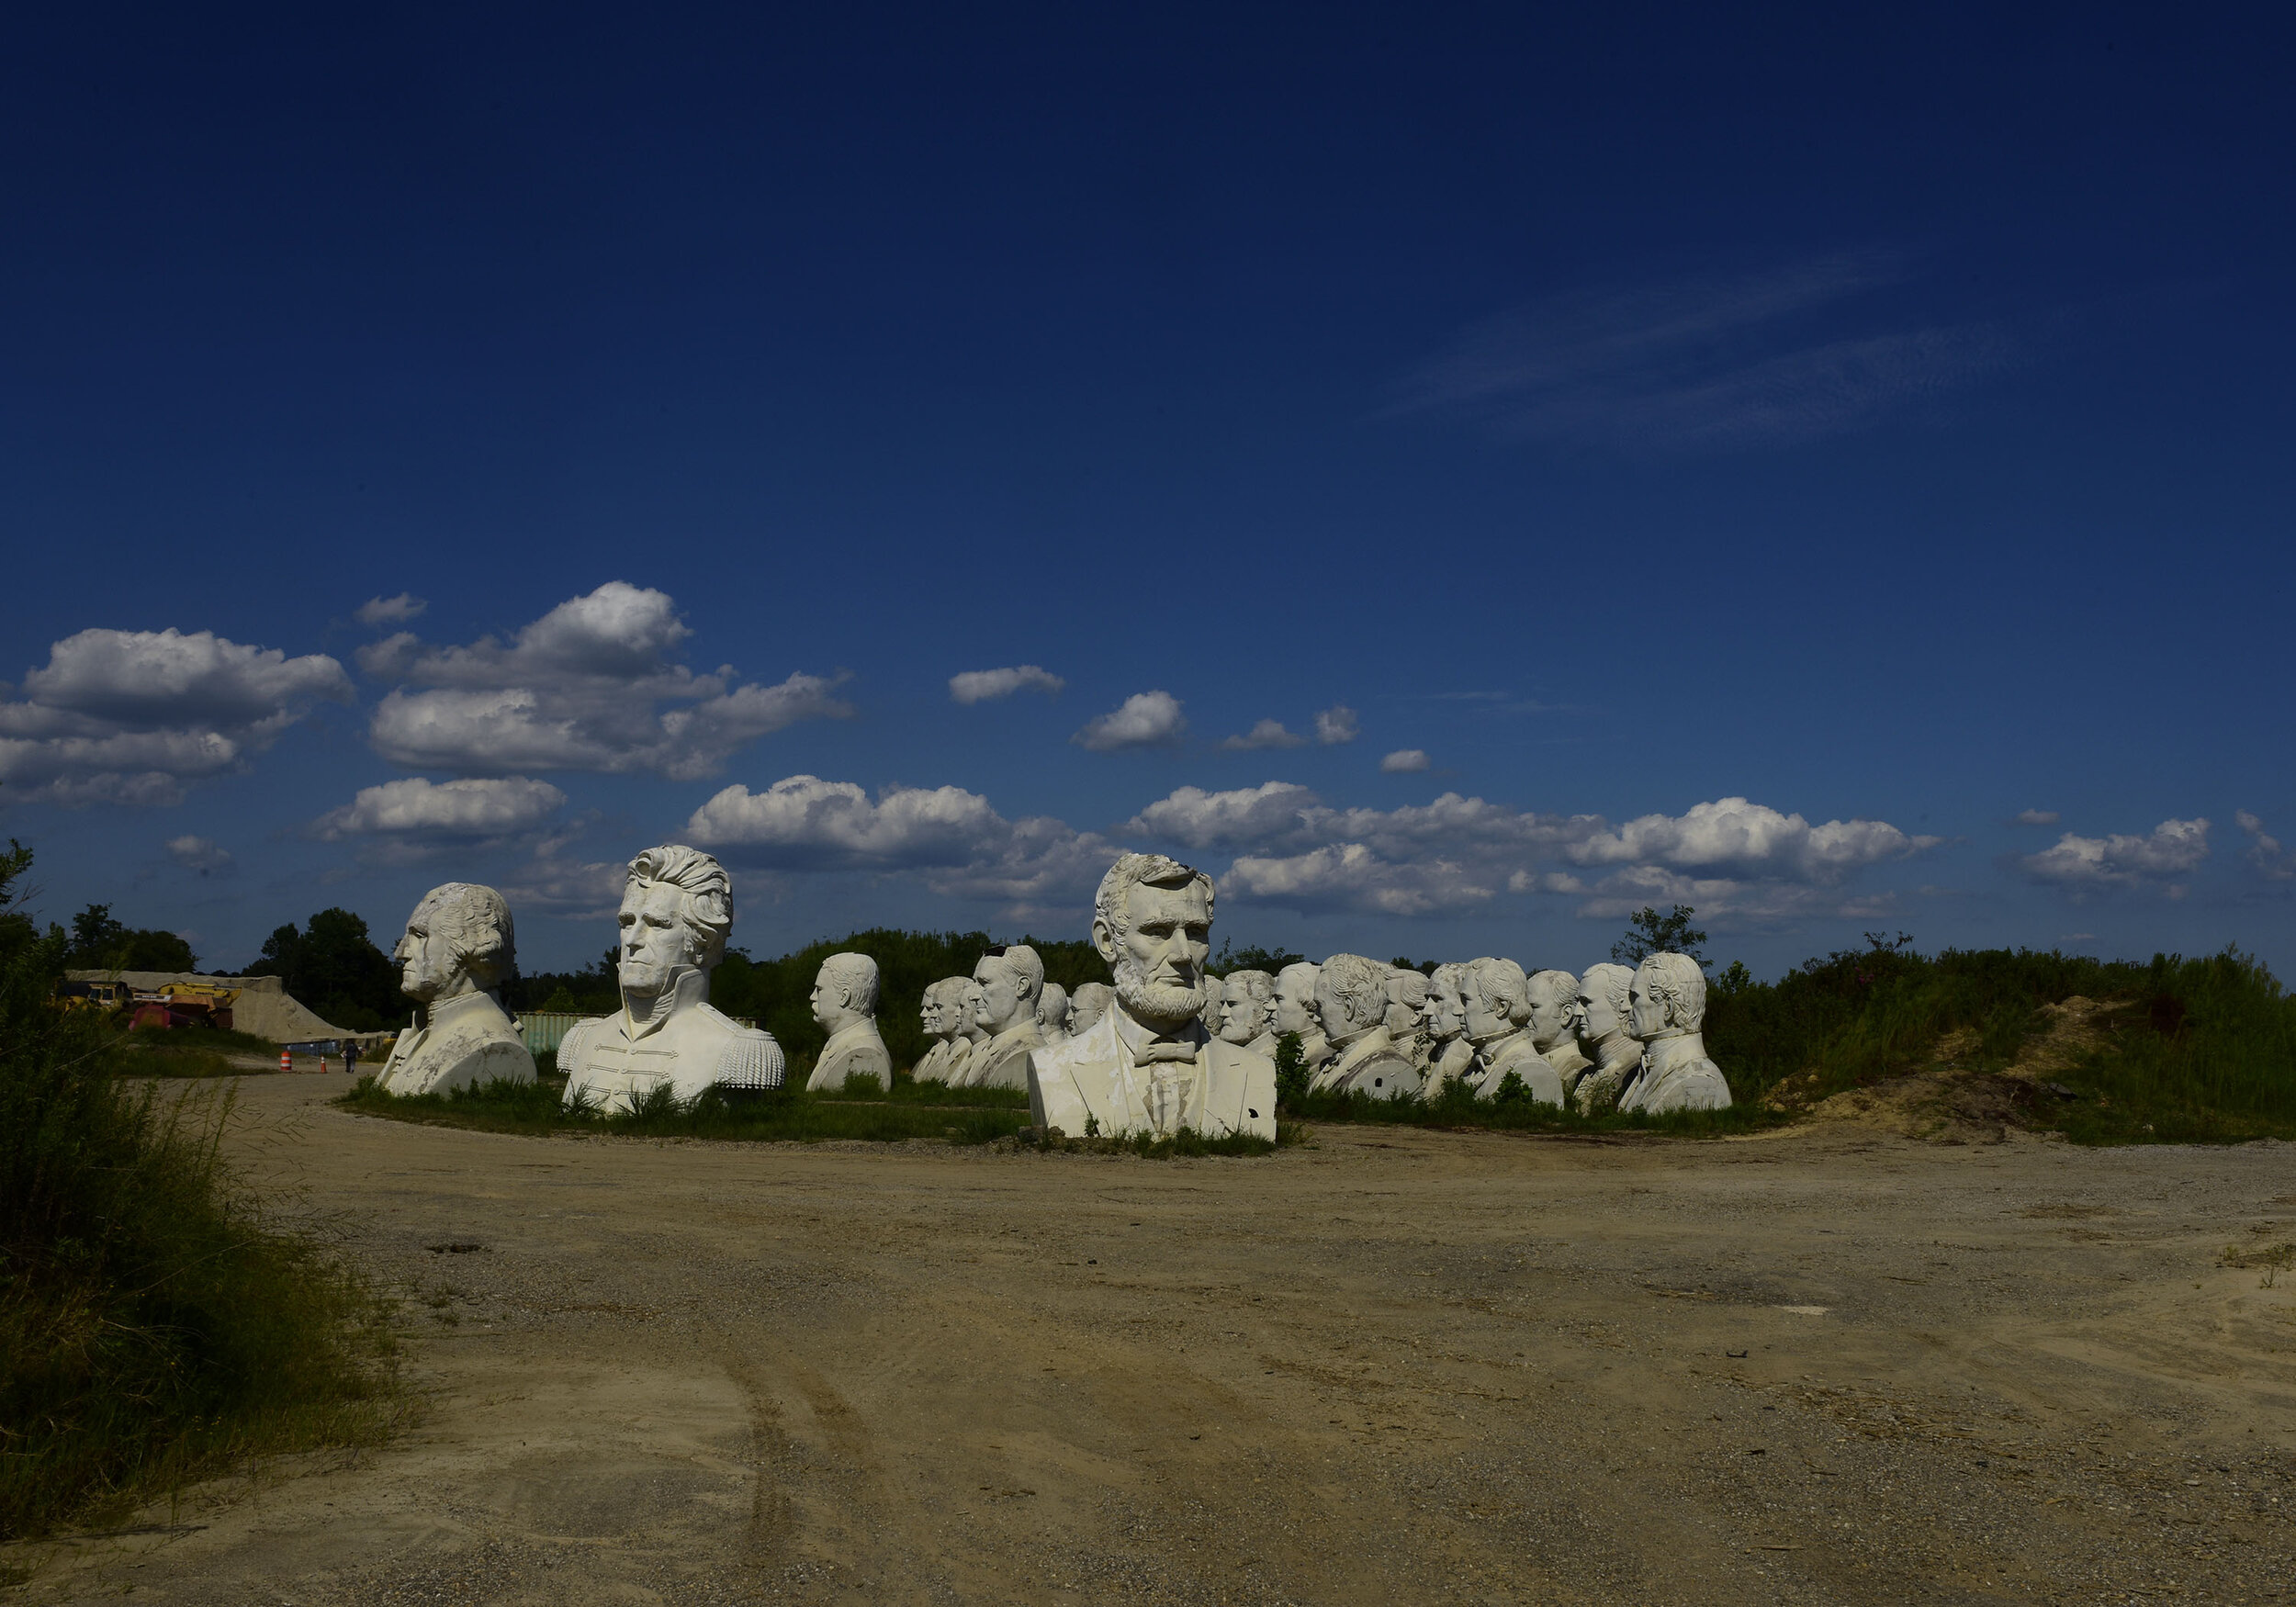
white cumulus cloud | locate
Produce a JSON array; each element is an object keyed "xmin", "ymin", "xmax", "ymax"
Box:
[
  {"xmin": 1567, "ymin": 797, "xmax": 1939, "ymax": 880},
  {"xmin": 0, "ymin": 627, "xmax": 354, "ymax": 806},
  {"xmin": 1226, "ymin": 844, "xmax": 1495, "ymax": 917},
  {"xmin": 949, "ymin": 665, "xmax": 1065, "ymax": 703},
  {"xmin": 1123, "ymin": 781, "xmax": 1933, "ymax": 926},
  {"xmin": 1314, "ymin": 706, "xmax": 1360, "ymax": 745},
  {"xmin": 1380, "ymin": 748, "xmax": 1432, "ymax": 774},
  {"xmin": 686, "ymin": 774, "xmax": 1115, "ymax": 912},
  {"xmin": 2017, "ymin": 818, "xmax": 2210, "ymax": 893},
  {"xmin": 355, "ymin": 592, "xmax": 427, "ymax": 627},
  {"xmin": 312, "ymin": 776, "xmax": 568, "ymax": 841},
  {"xmin": 1073, "ymin": 690, "xmax": 1187, "ymax": 752},
  {"xmin": 359, "ymin": 581, "xmax": 849, "ymax": 780}
]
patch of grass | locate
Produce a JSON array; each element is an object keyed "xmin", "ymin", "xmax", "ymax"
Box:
[
  {"xmin": 1018, "ymin": 1122, "xmax": 1298, "ymax": 1158},
  {"xmin": 1284, "ymin": 1079, "xmax": 1786, "ymax": 1138},
  {"xmin": 107, "ymin": 1024, "xmax": 284, "ymax": 1079},
  {"xmin": 339, "ymin": 1075, "xmax": 1035, "ymax": 1145},
  {"xmin": 1, "ymin": 960, "xmax": 399, "ymax": 1540},
  {"xmin": 1703, "ymin": 939, "xmax": 2296, "ymax": 1144},
  {"xmin": 818, "ymin": 1076, "xmax": 1030, "ymax": 1108}
]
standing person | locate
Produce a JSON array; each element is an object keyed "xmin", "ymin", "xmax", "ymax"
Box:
[{"xmin": 343, "ymin": 1039, "xmax": 361, "ymax": 1079}]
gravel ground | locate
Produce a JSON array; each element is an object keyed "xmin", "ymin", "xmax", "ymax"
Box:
[{"xmin": 9, "ymin": 1072, "xmax": 2292, "ymax": 1605}]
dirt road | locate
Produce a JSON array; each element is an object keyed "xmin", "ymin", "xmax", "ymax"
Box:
[{"xmin": 16, "ymin": 1073, "xmax": 2295, "ymax": 1604}]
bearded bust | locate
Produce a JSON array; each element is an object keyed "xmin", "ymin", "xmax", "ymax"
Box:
[
  {"xmin": 558, "ymin": 845, "xmax": 784, "ymax": 1112},
  {"xmin": 373, "ymin": 882, "xmax": 535, "ymax": 1096},
  {"xmin": 1025, "ymin": 854, "xmax": 1276, "ymax": 1141}
]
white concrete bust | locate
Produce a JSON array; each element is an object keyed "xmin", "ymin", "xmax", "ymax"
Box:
[
  {"xmin": 1310, "ymin": 953, "xmax": 1422, "ymax": 1100},
  {"xmin": 909, "ymin": 977, "xmax": 970, "ymax": 1084},
  {"xmin": 1026, "ymin": 854, "xmax": 1276, "ymax": 1141},
  {"xmin": 805, "ymin": 951, "xmax": 892, "ymax": 1092},
  {"xmin": 373, "ymin": 882, "xmax": 535, "ymax": 1096},
  {"xmin": 1617, "ymin": 953, "xmax": 1733, "ymax": 1114},
  {"xmin": 1271, "ymin": 961, "xmax": 1331, "ymax": 1080},
  {"xmin": 1526, "ymin": 968, "xmax": 1593, "ymax": 1092},
  {"xmin": 1036, "ymin": 982, "xmax": 1072, "ymax": 1041},
  {"xmin": 967, "ymin": 944, "xmax": 1045, "ymax": 1090},
  {"xmin": 1571, "ymin": 961, "xmax": 1640, "ymax": 1114},
  {"xmin": 1385, "ymin": 968, "xmax": 1432, "ymax": 1073},
  {"xmin": 558, "ymin": 845, "xmax": 784, "ymax": 1112},
  {"xmin": 1066, "ymin": 982, "xmax": 1113, "ymax": 1037},
  {"xmin": 1218, "ymin": 969, "xmax": 1274, "ymax": 1055},
  {"xmin": 1420, "ymin": 962, "xmax": 1476, "ymax": 1095},
  {"xmin": 1460, "ymin": 957, "xmax": 1563, "ymax": 1105}
]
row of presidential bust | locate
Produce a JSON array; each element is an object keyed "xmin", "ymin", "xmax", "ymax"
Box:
[
  {"xmin": 364, "ymin": 846, "xmax": 787, "ymax": 1107},
  {"xmin": 361, "ymin": 845, "xmax": 1723, "ymax": 1137},
  {"xmin": 1183, "ymin": 951, "xmax": 1729, "ymax": 1117}
]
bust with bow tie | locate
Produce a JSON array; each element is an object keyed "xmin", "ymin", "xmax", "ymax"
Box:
[
  {"xmin": 1026, "ymin": 853, "xmax": 1277, "ymax": 1141},
  {"xmin": 372, "ymin": 882, "xmax": 535, "ymax": 1097}
]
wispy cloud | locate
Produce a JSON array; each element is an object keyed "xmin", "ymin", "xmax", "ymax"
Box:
[
  {"xmin": 355, "ymin": 592, "xmax": 427, "ymax": 627},
  {"xmin": 1392, "ymin": 253, "xmax": 2016, "ymax": 452},
  {"xmin": 1221, "ymin": 718, "xmax": 1307, "ymax": 751},
  {"xmin": 2238, "ymin": 811, "xmax": 2292, "ymax": 881},
  {"xmin": 950, "ymin": 665, "xmax": 1064, "ymax": 704}
]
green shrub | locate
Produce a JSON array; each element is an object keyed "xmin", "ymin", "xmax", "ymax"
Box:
[{"xmin": 0, "ymin": 938, "xmax": 397, "ymax": 1539}]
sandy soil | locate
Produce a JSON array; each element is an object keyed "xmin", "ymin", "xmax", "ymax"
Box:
[{"xmin": 12, "ymin": 1072, "xmax": 2295, "ymax": 1605}]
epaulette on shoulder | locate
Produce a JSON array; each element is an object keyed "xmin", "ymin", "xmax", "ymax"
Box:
[{"xmin": 715, "ymin": 1025, "xmax": 785, "ymax": 1091}]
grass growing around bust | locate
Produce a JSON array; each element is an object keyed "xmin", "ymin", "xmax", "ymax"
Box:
[
  {"xmin": 1, "ymin": 955, "xmax": 400, "ymax": 1540},
  {"xmin": 1284, "ymin": 1079, "xmax": 1787, "ymax": 1137},
  {"xmin": 339, "ymin": 1075, "xmax": 1038, "ymax": 1145},
  {"xmin": 816, "ymin": 1074, "xmax": 1030, "ymax": 1108}
]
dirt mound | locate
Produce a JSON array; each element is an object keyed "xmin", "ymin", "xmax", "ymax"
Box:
[{"xmin": 1775, "ymin": 995, "xmax": 2130, "ymax": 1143}]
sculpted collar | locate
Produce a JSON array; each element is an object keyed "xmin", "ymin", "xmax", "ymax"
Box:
[
  {"xmin": 429, "ymin": 988, "xmax": 501, "ymax": 1031},
  {"xmin": 1113, "ymin": 1005, "xmax": 1205, "ymax": 1065},
  {"xmin": 623, "ymin": 967, "xmax": 709, "ymax": 1041},
  {"xmin": 1469, "ymin": 1023, "xmax": 1526, "ymax": 1059}
]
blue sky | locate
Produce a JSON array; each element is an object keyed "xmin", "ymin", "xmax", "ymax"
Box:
[{"xmin": 3, "ymin": 4, "xmax": 2291, "ymax": 977}]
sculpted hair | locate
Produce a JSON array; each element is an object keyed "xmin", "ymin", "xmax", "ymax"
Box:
[
  {"xmin": 419, "ymin": 882, "xmax": 516, "ymax": 992},
  {"xmin": 1638, "ymin": 951, "xmax": 1707, "ymax": 1031},
  {"xmin": 1581, "ymin": 961, "xmax": 1635, "ymax": 1025},
  {"xmin": 1466, "ymin": 956, "xmax": 1531, "ymax": 1026},
  {"xmin": 819, "ymin": 951, "xmax": 881, "ymax": 1015},
  {"xmin": 1526, "ymin": 968, "xmax": 1579, "ymax": 1007},
  {"xmin": 1036, "ymin": 982, "xmax": 1070, "ymax": 1027},
  {"xmin": 1223, "ymin": 969, "xmax": 1274, "ymax": 1005},
  {"xmin": 627, "ymin": 844, "xmax": 733, "ymax": 968},
  {"xmin": 1320, "ymin": 953, "xmax": 1391, "ymax": 1033},
  {"xmin": 1093, "ymin": 852, "xmax": 1213, "ymax": 943},
  {"xmin": 1386, "ymin": 970, "xmax": 1429, "ymax": 1010},
  {"xmin": 985, "ymin": 942, "xmax": 1044, "ymax": 1000}
]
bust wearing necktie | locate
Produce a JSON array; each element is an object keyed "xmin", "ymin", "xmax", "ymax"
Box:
[
  {"xmin": 373, "ymin": 882, "xmax": 535, "ymax": 1096},
  {"xmin": 1026, "ymin": 854, "xmax": 1277, "ymax": 1141}
]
